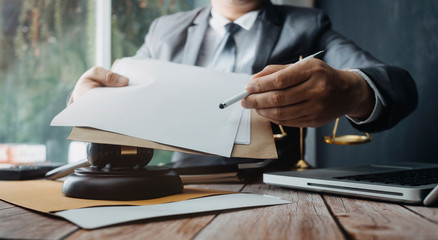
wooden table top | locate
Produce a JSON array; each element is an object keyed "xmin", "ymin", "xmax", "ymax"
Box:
[{"xmin": 1, "ymin": 182, "xmax": 438, "ymax": 240}]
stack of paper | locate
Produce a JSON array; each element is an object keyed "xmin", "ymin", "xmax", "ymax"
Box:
[{"xmin": 51, "ymin": 58, "xmax": 252, "ymax": 157}]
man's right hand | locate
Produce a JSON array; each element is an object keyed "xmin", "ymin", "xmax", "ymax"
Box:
[{"xmin": 69, "ymin": 66, "xmax": 129, "ymax": 105}]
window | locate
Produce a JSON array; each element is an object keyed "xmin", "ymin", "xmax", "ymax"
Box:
[
  {"xmin": 0, "ymin": 0, "xmax": 96, "ymax": 163},
  {"xmin": 1, "ymin": 0, "xmax": 196, "ymax": 165},
  {"xmin": 111, "ymin": 0, "xmax": 196, "ymax": 62}
]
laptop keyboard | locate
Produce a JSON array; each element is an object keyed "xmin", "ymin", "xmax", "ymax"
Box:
[{"xmin": 334, "ymin": 167, "xmax": 438, "ymax": 186}]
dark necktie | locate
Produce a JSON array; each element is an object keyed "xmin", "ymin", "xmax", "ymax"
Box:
[{"xmin": 210, "ymin": 23, "xmax": 241, "ymax": 72}]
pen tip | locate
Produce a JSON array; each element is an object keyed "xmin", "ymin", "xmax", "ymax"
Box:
[{"xmin": 219, "ymin": 103, "xmax": 224, "ymax": 109}]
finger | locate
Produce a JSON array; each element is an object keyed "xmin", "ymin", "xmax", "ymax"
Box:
[
  {"xmin": 252, "ymin": 64, "xmax": 288, "ymax": 79},
  {"xmin": 256, "ymin": 101, "xmax": 337, "ymax": 128},
  {"xmin": 246, "ymin": 61, "xmax": 312, "ymax": 94},
  {"xmin": 271, "ymin": 115, "xmax": 334, "ymax": 128},
  {"xmin": 269, "ymin": 115, "xmax": 316, "ymax": 128},
  {"xmin": 254, "ymin": 106, "xmax": 314, "ymax": 128},
  {"xmin": 254, "ymin": 102, "xmax": 312, "ymax": 122},
  {"xmin": 242, "ymin": 80, "xmax": 310, "ymax": 108},
  {"xmin": 81, "ymin": 66, "xmax": 129, "ymax": 87},
  {"xmin": 71, "ymin": 67, "xmax": 129, "ymax": 103}
]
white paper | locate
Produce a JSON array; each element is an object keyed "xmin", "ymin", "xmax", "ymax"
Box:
[
  {"xmin": 55, "ymin": 193, "xmax": 289, "ymax": 229},
  {"xmin": 234, "ymin": 109, "xmax": 251, "ymax": 144},
  {"xmin": 51, "ymin": 58, "xmax": 251, "ymax": 157}
]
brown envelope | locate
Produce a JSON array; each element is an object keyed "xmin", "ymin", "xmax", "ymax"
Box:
[
  {"xmin": 68, "ymin": 110, "xmax": 278, "ymax": 159},
  {"xmin": 0, "ymin": 180, "xmax": 234, "ymax": 213}
]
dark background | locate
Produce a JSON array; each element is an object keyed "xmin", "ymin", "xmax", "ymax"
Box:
[{"xmin": 313, "ymin": 0, "xmax": 438, "ymax": 167}]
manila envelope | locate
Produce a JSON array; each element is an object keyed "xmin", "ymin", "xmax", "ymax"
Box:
[
  {"xmin": 0, "ymin": 180, "xmax": 234, "ymax": 213},
  {"xmin": 68, "ymin": 110, "xmax": 278, "ymax": 159}
]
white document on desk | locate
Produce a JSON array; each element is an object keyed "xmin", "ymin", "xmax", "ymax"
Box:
[
  {"xmin": 234, "ymin": 109, "xmax": 250, "ymax": 144},
  {"xmin": 56, "ymin": 193, "xmax": 289, "ymax": 229},
  {"xmin": 51, "ymin": 58, "xmax": 251, "ymax": 157}
]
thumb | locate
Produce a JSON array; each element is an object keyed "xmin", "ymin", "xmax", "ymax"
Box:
[{"xmin": 82, "ymin": 66, "xmax": 129, "ymax": 87}]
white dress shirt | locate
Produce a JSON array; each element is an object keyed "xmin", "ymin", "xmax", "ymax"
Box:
[{"xmin": 196, "ymin": 9, "xmax": 260, "ymax": 74}]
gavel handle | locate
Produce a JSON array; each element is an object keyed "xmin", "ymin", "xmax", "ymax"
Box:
[{"xmin": 45, "ymin": 159, "xmax": 90, "ymax": 180}]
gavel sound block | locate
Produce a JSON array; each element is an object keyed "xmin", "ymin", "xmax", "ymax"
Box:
[{"xmin": 62, "ymin": 143, "xmax": 183, "ymax": 200}]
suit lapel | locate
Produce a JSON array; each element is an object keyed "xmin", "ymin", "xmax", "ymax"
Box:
[
  {"xmin": 182, "ymin": 2, "xmax": 282, "ymax": 71},
  {"xmin": 182, "ymin": 6, "xmax": 211, "ymax": 66},
  {"xmin": 252, "ymin": 2, "xmax": 282, "ymax": 73}
]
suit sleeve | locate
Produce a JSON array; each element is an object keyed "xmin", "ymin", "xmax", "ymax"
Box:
[
  {"xmin": 315, "ymin": 11, "xmax": 418, "ymax": 133},
  {"xmin": 133, "ymin": 19, "xmax": 159, "ymax": 59}
]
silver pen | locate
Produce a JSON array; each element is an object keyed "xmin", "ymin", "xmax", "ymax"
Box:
[
  {"xmin": 218, "ymin": 50, "xmax": 325, "ymax": 109},
  {"xmin": 45, "ymin": 158, "xmax": 90, "ymax": 180}
]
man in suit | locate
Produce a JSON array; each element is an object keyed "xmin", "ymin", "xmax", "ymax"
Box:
[{"xmin": 70, "ymin": 0, "xmax": 417, "ymax": 171}]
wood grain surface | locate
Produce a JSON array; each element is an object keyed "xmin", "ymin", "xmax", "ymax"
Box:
[
  {"xmin": 195, "ymin": 184, "xmax": 345, "ymax": 240},
  {"xmin": 324, "ymin": 195, "xmax": 438, "ymax": 240},
  {"xmin": 1, "ymin": 183, "xmax": 438, "ymax": 240},
  {"xmin": 0, "ymin": 200, "xmax": 77, "ymax": 240}
]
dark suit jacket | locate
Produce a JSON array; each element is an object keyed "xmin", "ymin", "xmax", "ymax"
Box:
[{"xmin": 134, "ymin": 1, "xmax": 417, "ymax": 170}]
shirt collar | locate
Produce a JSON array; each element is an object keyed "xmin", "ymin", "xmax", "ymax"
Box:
[{"xmin": 209, "ymin": 9, "xmax": 260, "ymax": 35}]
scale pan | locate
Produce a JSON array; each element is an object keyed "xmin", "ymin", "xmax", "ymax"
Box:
[{"xmin": 323, "ymin": 134, "xmax": 371, "ymax": 145}]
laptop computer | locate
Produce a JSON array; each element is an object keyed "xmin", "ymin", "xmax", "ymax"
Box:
[{"xmin": 263, "ymin": 162, "xmax": 438, "ymax": 205}]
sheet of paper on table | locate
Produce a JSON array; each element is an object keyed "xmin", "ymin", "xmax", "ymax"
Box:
[
  {"xmin": 51, "ymin": 58, "xmax": 251, "ymax": 157},
  {"xmin": 56, "ymin": 193, "xmax": 289, "ymax": 229}
]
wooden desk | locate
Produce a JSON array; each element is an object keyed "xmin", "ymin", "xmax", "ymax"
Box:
[{"xmin": 1, "ymin": 182, "xmax": 438, "ymax": 240}]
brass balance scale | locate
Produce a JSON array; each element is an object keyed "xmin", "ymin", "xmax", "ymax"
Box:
[
  {"xmin": 274, "ymin": 117, "xmax": 371, "ymax": 171},
  {"xmin": 273, "ymin": 56, "xmax": 371, "ymax": 170}
]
